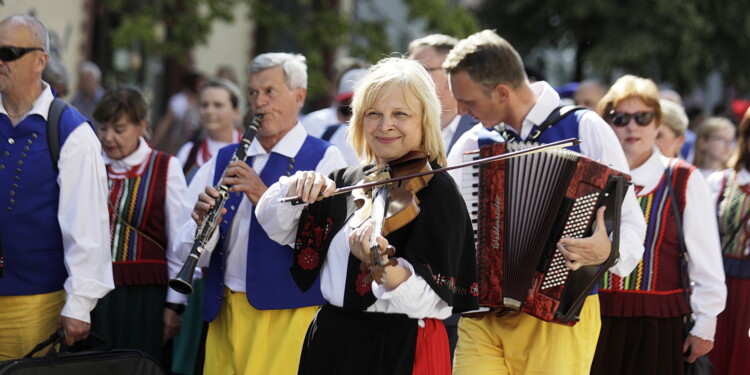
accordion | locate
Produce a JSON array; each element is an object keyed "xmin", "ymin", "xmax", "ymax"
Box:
[{"xmin": 460, "ymin": 141, "xmax": 629, "ymax": 324}]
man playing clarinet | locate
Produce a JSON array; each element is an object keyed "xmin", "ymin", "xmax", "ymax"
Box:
[
  {"xmin": 172, "ymin": 52, "xmax": 345, "ymax": 375},
  {"xmin": 444, "ymin": 30, "xmax": 647, "ymax": 374}
]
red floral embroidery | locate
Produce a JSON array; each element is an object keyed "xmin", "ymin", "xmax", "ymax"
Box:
[
  {"xmin": 355, "ymin": 271, "xmax": 372, "ymax": 296},
  {"xmin": 470, "ymin": 282, "xmax": 479, "ymax": 296},
  {"xmin": 297, "ymin": 247, "xmax": 319, "ymax": 270}
]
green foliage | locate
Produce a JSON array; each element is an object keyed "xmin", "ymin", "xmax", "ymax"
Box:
[
  {"xmin": 478, "ymin": 0, "xmax": 750, "ymax": 93},
  {"xmin": 104, "ymin": 0, "xmax": 238, "ymax": 60},
  {"xmin": 403, "ymin": 0, "xmax": 480, "ymax": 39}
]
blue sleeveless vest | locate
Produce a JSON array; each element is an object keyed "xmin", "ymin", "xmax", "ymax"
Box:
[
  {"xmin": 0, "ymin": 107, "xmax": 89, "ymax": 295},
  {"xmin": 203, "ymin": 136, "xmax": 329, "ymax": 321},
  {"xmin": 478, "ymin": 110, "xmax": 585, "ymax": 153}
]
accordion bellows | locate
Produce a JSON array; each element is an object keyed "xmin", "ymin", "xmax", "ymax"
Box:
[{"xmin": 464, "ymin": 142, "xmax": 628, "ymax": 325}]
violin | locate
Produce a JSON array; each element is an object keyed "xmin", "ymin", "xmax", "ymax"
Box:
[{"xmin": 350, "ymin": 151, "xmax": 432, "ymax": 283}]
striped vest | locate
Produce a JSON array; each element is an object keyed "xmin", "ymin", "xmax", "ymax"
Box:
[
  {"xmin": 599, "ymin": 159, "xmax": 693, "ymax": 318},
  {"xmin": 717, "ymin": 170, "xmax": 750, "ymax": 278},
  {"xmin": 107, "ymin": 150, "xmax": 170, "ymax": 286}
]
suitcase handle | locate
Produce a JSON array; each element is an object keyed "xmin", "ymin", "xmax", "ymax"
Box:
[{"xmin": 23, "ymin": 330, "xmax": 112, "ymax": 358}]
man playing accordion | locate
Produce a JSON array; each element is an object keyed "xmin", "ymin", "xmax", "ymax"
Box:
[{"xmin": 444, "ymin": 30, "xmax": 647, "ymax": 375}]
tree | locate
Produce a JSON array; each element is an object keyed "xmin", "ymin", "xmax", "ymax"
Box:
[{"xmin": 477, "ymin": 0, "xmax": 750, "ymax": 93}]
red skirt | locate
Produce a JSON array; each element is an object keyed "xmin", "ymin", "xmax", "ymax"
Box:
[{"xmin": 710, "ymin": 276, "xmax": 750, "ymax": 375}]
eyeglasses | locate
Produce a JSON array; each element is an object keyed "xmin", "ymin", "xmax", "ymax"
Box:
[
  {"xmin": 609, "ymin": 110, "xmax": 655, "ymax": 127},
  {"xmin": 0, "ymin": 46, "xmax": 45, "ymax": 62}
]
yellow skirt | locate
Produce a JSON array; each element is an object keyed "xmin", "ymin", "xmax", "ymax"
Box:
[
  {"xmin": 453, "ymin": 294, "xmax": 601, "ymax": 375},
  {"xmin": 0, "ymin": 290, "xmax": 65, "ymax": 361},
  {"xmin": 204, "ymin": 288, "xmax": 318, "ymax": 375}
]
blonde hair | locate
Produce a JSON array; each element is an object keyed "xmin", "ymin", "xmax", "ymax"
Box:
[
  {"xmin": 659, "ymin": 99, "xmax": 688, "ymax": 137},
  {"xmin": 694, "ymin": 116, "xmax": 736, "ymax": 169},
  {"xmin": 597, "ymin": 75, "xmax": 662, "ymax": 127},
  {"xmin": 348, "ymin": 57, "xmax": 445, "ymax": 166}
]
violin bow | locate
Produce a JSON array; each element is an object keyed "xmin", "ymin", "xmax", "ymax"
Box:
[{"xmin": 280, "ymin": 137, "xmax": 581, "ymax": 204}]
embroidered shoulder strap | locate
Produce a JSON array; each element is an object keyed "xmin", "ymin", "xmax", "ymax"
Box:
[{"xmin": 492, "ymin": 105, "xmax": 587, "ymax": 142}]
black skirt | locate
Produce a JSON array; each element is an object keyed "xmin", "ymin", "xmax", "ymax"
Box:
[
  {"xmin": 591, "ymin": 315, "xmax": 685, "ymax": 375},
  {"xmin": 298, "ymin": 304, "xmax": 419, "ymax": 375}
]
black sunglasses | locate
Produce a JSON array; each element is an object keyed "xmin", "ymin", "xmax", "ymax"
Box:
[
  {"xmin": 609, "ymin": 110, "xmax": 655, "ymax": 127},
  {"xmin": 0, "ymin": 46, "xmax": 45, "ymax": 62}
]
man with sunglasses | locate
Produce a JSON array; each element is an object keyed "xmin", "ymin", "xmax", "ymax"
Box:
[
  {"xmin": 443, "ymin": 30, "xmax": 647, "ymax": 374},
  {"xmin": 0, "ymin": 15, "xmax": 113, "ymax": 359}
]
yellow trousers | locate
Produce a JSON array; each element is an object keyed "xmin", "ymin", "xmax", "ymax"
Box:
[
  {"xmin": 453, "ymin": 294, "xmax": 601, "ymax": 375},
  {"xmin": 204, "ymin": 288, "xmax": 318, "ymax": 375},
  {"xmin": 0, "ymin": 290, "xmax": 66, "ymax": 361}
]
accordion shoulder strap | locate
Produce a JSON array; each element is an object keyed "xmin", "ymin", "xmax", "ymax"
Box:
[{"xmin": 526, "ymin": 105, "xmax": 588, "ymax": 142}]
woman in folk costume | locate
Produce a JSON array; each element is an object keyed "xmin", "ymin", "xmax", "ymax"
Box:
[
  {"xmin": 89, "ymin": 86, "xmax": 187, "ymax": 365},
  {"xmin": 176, "ymin": 77, "xmax": 243, "ymax": 183},
  {"xmin": 591, "ymin": 75, "xmax": 726, "ymax": 374},
  {"xmin": 171, "ymin": 78, "xmax": 242, "ymax": 375},
  {"xmin": 255, "ymin": 57, "xmax": 478, "ymax": 375},
  {"xmin": 706, "ymin": 107, "xmax": 750, "ymax": 375}
]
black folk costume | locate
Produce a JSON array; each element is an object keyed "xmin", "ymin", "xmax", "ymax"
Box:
[{"xmin": 259, "ymin": 162, "xmax": 478, "ymax": 375}]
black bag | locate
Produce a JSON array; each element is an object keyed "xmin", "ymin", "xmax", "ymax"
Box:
[
  {"xmin": 0, "ymin": 330, "xmax": 164, "ymax": 375},
  {"xmin": 667, "ymin": 165, "xmax": 714, "ymax": 375}
]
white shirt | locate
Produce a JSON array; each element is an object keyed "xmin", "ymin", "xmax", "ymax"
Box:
[
  {"xmin": 446, "ymin": 81, "xmax": 647, "ymax": 277},
  {"xmin": 441, "ymin": 114, "xmax": 461, "ymax": 152},
  {"xmin": 103, "ymin": 138, "xmax": 188, "ymax": 305},
  {"xmin": 256, "ymin": 177, "xmax": 453, "ymax": 320},
  {"xmin": 0, "ymin": 84, "xmax": 114, "ymax": 322},
  {"xmin": 302, "ymin": 106, "xmax": 338, "ymax": 138},
  {"xmin": 327, "ymin": 124, "xmax": 361, "ymax": 167},
  {"xmin": 634, "ymin": 148, "xmax": 726, "ymax": 341},
  {"xmin": 175, "ymin": 128, "xmax": 241, "ymax": 167},
  {"xmin": 173, "ymin": 122, "xmax": 346, "ymax": 292}
]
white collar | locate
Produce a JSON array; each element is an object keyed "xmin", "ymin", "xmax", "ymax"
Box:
[
  {"xmin": 246, "ymin": 121, "xmax": 309, "ymax": 159},
  {"xmin": 104, "ymin": 137, "xmax": 153, "ymax": 172},
  {"xmin": 0, "ymin": 82, "xmax": 54, "ymax": 120}
]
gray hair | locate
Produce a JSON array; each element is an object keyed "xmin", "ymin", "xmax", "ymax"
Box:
[
  {"xmin": 42, "ymin": 57, "xmax": 69, "ymax": 87},
  {"xmin": 408, "ymin": 34, "xmax": 459, "ymax": 56},
  {"xmin": 248, "ymin": 53, "xmax": 307, "ymax": 90},
  {"xmin": 80, "ymin": 61, "xmax": 102, "ymax": 81},
  {"xmin": 3, "ymin": 15, "xmax": 50, "ymax": 52},
  {"xmin": 200, "ymin": 77, "xmax": 242, "ymax": 109}
]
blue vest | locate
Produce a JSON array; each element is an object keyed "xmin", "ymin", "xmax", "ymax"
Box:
[
  {"xmin": 478, "ymin": 110, "xmax": 584, "ymax": 153},
  {"xmin": 0, "ymin": 108, "xmax": 89, "ymax": 295},
  {"xmin": 203, "ymin": 136, "xmax": 329, "ymax": 321}
]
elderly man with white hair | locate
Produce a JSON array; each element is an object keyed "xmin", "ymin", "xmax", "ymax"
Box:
[{"xmin": 173, "ymin": 52, "xmax": 345, "ymax": 374}]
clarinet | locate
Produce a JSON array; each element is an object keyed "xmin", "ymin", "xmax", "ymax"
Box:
[{"xmin": 169, "ymin": 114, "xmax": 263, "ymax": 295}]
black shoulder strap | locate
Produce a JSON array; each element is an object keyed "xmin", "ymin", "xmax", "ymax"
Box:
[
  {"xmin": 321, "ymin": 124, "xmax": 340, "ymax": 141},
  {"xmin": 526, "ymin": 105, "xmax": 588, "ymax": 142},
  {"xmin": 665, "ymin": 161, "xmax": 692, "ymax": 309},
  {"xmin": 47, "ymin": 98, "xmax": 68, "ymax": 172},
  {"xmin": 183, "ymin": 140, "xmax": 202, "ymax": 175}
]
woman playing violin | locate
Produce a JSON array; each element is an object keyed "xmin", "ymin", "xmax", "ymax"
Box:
[{"xmin": 256, "ymin": 57, "xmax": 478, "ymax": 374}]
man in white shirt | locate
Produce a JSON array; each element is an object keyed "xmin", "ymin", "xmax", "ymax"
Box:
[
  {"xmin": 173, "ymin": 52, "xmax": 345, "ymax": 375},
  {"xmin": 444, "ymin": 30, "xmax": 647, "ymax": 374},
  {"xmin": 408, "ymin": 34, "xmax": 477, "ymax": 154},
  {"xmin": 0, "ymin": 15, "xmax": 113, "ymax": 359}
]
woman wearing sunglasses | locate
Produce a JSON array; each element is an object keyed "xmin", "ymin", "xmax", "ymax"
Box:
[{"xmin": 590, "ymin": 75, "xmax": 726, "ymax": 374}]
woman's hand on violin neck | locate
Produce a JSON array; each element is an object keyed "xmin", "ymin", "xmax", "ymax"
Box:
[
  {"xmin": 287, "ymin": 170, "xmax": 335, "ymax": 204},
  {"xmin": 222, "ymin": 161, "xmax": 268, "ymax": 205},
  {"xmin": 192, "ymin": 186, "xmax": 226, "ymax": 226},
  {"xmin": 349, "ymin": 223, "xmax": 409, "ymax": 290}
]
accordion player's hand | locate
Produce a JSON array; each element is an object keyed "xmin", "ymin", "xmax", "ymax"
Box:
[{"xmin": 557, "ymin": 206, "xmax": 611, "ymax": 271}]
